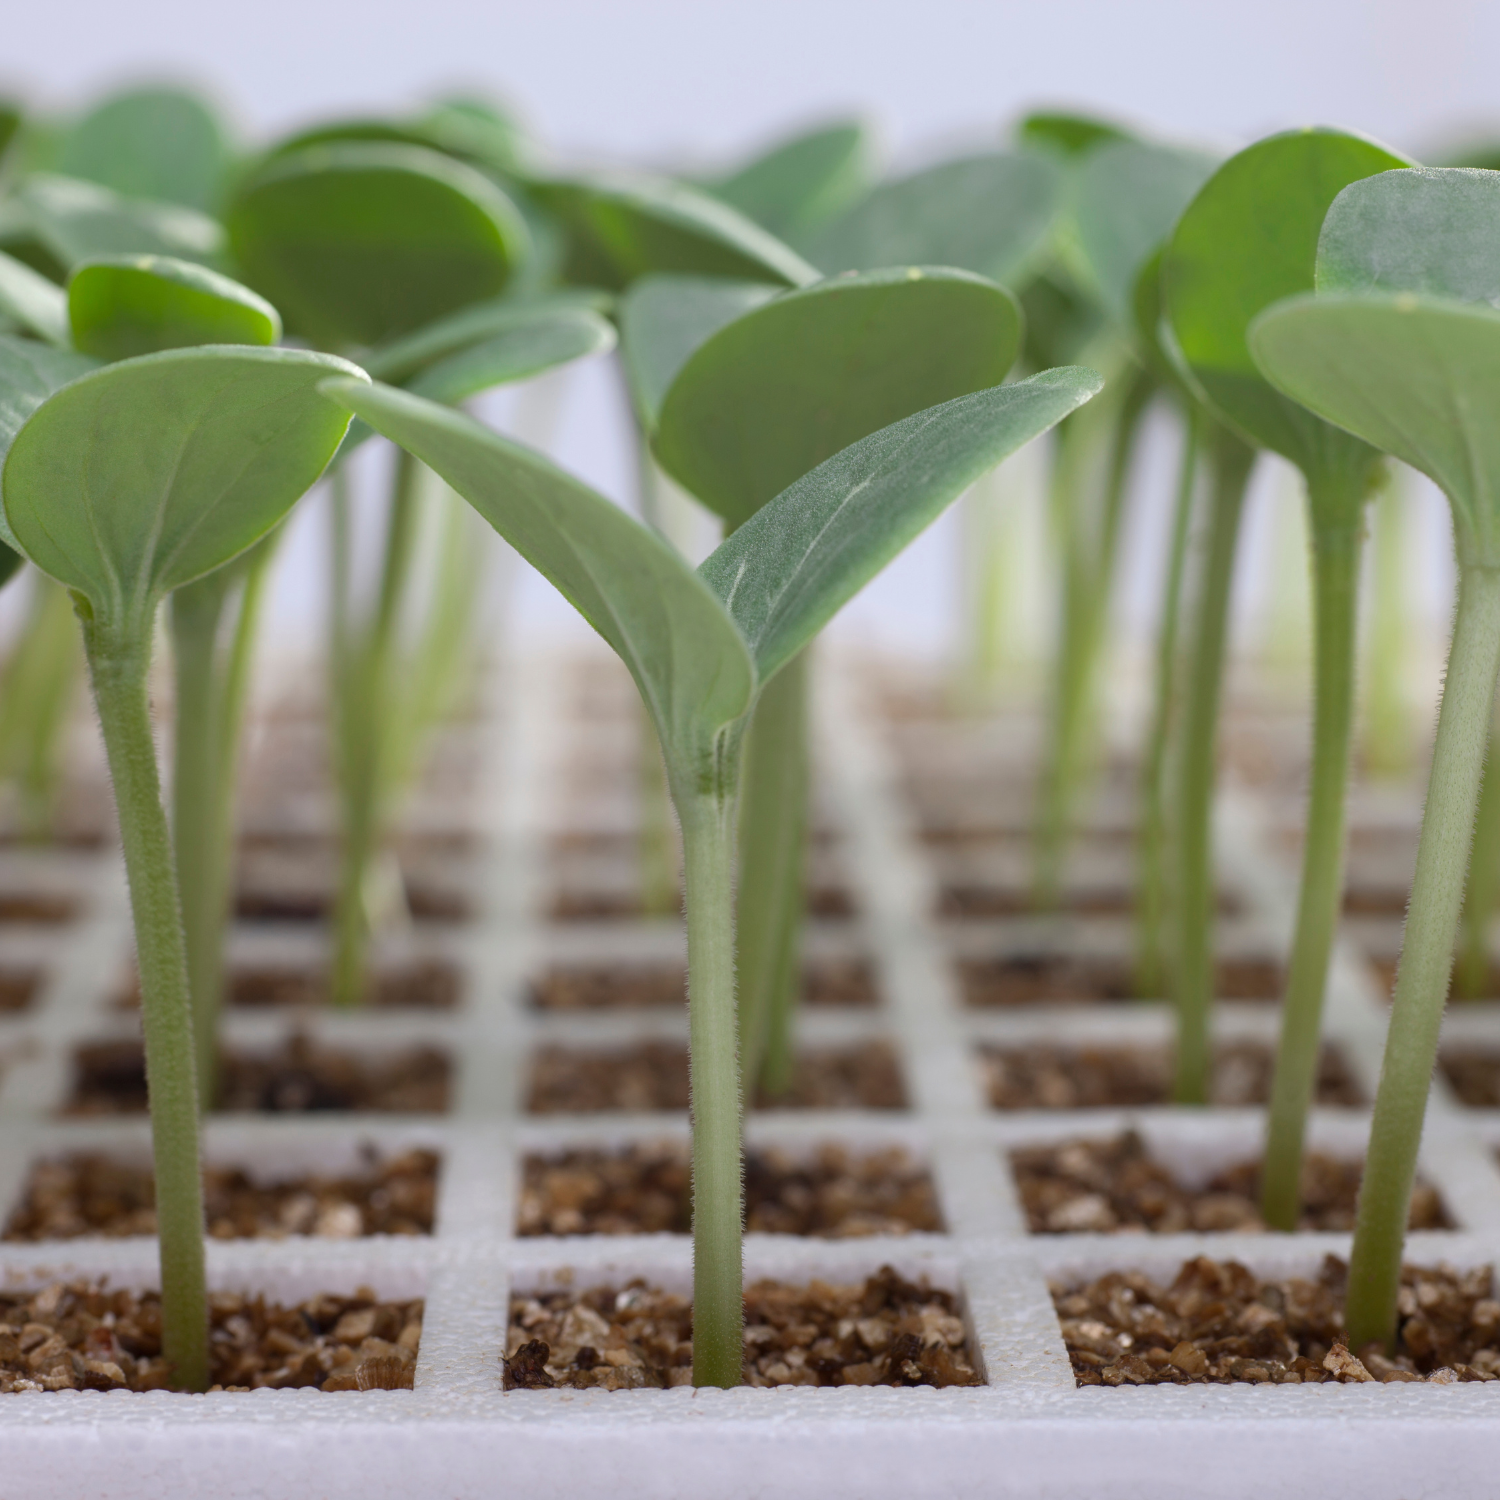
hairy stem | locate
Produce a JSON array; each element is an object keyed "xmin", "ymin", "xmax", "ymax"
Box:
[
  {"xmin": 737, "ymin": 649, "xmax": 809, "ymax": 1098},
  {"xmin": 84, "ymin": 617, "xmax": 207, "ymax": 1391},
  {"xmin": 1034, "ymin": 366, "xmax": 1153, "ymax": 905},
  {"xmin": 1136, "ymin": 407, "xmax": 1201, "ymax": 998},
  {"xmin": 1456, "ymin": 705, "xmax": 1500, "ymax": 999},
  {"xmin": 677, "ymin": 785, "xmax": 744, "ymax": 1388},
  {"xmin": 1171, "ymin": 431, "xmax": 1256, "ymax": 1104},
  {"xmin": 1362, "ymin": 470, "xmax": 1415, "ymax": 779},
  {"xmin": 1261, "ymin": 511, "xmax": 1364, "ymax": 1228},
  {"xmin": 1347, "ymin": 563, "xmax": 1500, "ymax": 1351}
]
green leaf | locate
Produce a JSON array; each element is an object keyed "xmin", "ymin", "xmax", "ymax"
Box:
[
  {"xmin": 0, "ymin": 249, "xmax": 68, "ymax": 345},
  {"xmin": 1317, "ymin": 166, "xmax": 1500, "ymax": 305},
  {"xmin": 708, "ymin": 121, "xmax": 872, "ymax": 240},
  {"xmin": 798, "ymin": 153, "xmax": 1063, "ymax": 286},
  {"xmin": 363, "ymin": 290, "xmax": 612, "ymax": 383},
  {"xmin": 226, "ymin": 143, "xmax": 529, "ymax": 349},
  {"xmin": 1017, "ymin": 111, "xmax": 1133, "ymax": 158},
  {"xmin": 703, "ymin": 368, "xmax": 1102, "ymax": 682},
  {"xmin": 534, "ymin": 173, "xmax": 817, "ymax": 292},
  {"xmin": 18, "ymin": 174, "xmax": 226, "ymax": 271},
  {"xmin": 3, "ymin": 347, "xmax": 364, "ymax": 631},
  {"xmin": 69, "ymin": 255, "xmax": 280, "ymax": 360},
  {"xmin": 619, "ymin": 275, "xmax": 778, "ymax": 429},
  {"xmin": 406, "ymin": 308, "xmax": 615, "ymax": 404},
  {"xmin": 316, "ymin": 375, "xmax": 755, "ymax": 772},
  {"xmin": 59, "ymin": 87, "xmax": 230, "ymax": 214},
  {"xmin": 1164, "ymin": 128, "xmax": 1411, "ymax": 479},
  {"xmin": 1252, "ymin": 293, "xmax": 1500, "ymax": 566},
  {"xmin": 0, "ymin": 338, "xmax": 100, "ymax": 544},
  {"xmin": 653, "ymin": 267, "xmax": 1023, "ymax": 527},
  {"xmin": 1073, "ymin": 141, "xmax": 1216, "ymax": 327}
]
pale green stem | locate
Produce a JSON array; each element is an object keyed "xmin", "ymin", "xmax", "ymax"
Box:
[
  {"xmin": 1171, "ymin": 431, "xmax": 1255, "ymax": 1104},
  {"xmin": 638, "ymin": 707, "xmax": 680, "ymax": 918},
  {"xmin": 83, "ymin": 616, "xmax": 207, "ymax": 1392},
  {"xmin": 1362, "ymin": 471, "xmax": 1416, "ymax": 778},
  {"xmin": 1347, "ymin": 563, "xmax": 1500, "ymax": 1351},
  {"xmin": 1261, "ymin": 511, "xmax": 1364, "ymax": 1228},
  {"xmin": 1136, "ymin": 407, "xmax": 1201, "ymax": 998},
  {"xmin": 1034, "ymin": 368, "xmax": 1153, "ymax": 905},
  {"xmin": 737, "ymin": 649, "xmax": 809, "ymax": 1098},
  {"xmin": 677, "ymin": 785, "xmax": 744, "ymax": 1388},
  {"xmin": 331, "ymin": 449, "xmax": 422, "ymax": 1007},
  {"xmin": 1455, "ymin": 703, "xmax": 1500, "ymax": 999}
]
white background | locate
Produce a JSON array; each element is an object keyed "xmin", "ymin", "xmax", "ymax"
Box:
[{"xmin": 2, "ymin": 0, "xmax": 1487, "ymax": 663}]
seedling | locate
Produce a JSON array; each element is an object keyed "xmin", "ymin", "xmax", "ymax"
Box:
[
  {"xmin": 1, "ymin": 345, "xmax": 362, "ymax": 1389},
  {"xmin": 322, "ymin": 363, "xmax": 1099, "ymax": 1385},
  {"xmin": 1163, "ymin": 129, "xmax": 1408, "ymax": 1181},
  {"xmin": 705, "ymin": 119, "xmax": 873, "ymax": 241},
  {"xmin": 1253, "ymin": 164, "xmax": 1500, "ymax": 1345},
  {"xmin": 641, "ymin": 266, "xmax": 1023, "ymax": 1092}
]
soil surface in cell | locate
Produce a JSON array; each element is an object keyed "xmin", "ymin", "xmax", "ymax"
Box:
[
  {"xmin": 529, "ymin": 957, "xmax": 876, "ymax": 1011},
  {"xmin": 0, "ymin": 970, "xmax": 38, "ymax": 1014},
  {"xmin": 505, "ymin": 1265, "xmax": 980, "ymax": 1390},
  {"xmin": 548, "ymin": 879, "xmax": 855, "ymax": 922},
  {"xmin": 1055, "ymin": 1254, "xmax": 1500, "ymax": 1385},
  {"xmin": 115, "ymin": 961, "xmax": 461, "ymax": 1012},
  {"xmin": 65, "ymin": 1037, "xmax": 451, "ymax": 1115},
  {"xmin": 1439, "ymin": 1050, "xmax": 1500, "ymax": 1106},
  {"xmin": 960, "ymin": 954, "xmax": 1283, "ymax": 1006},
  {"xmin": 0, "ymin": 1281, "xmax": 421, "ymax": 1392},
  {"xmin": 1012, "ymin": 1131, "xmax": 1450, "ymax": 1234},
  {"xmin": 518, "ymin": 1143, "xmax": 939, "ymax": 1237},
  {"xmin": 4, "ymin": 1148, "xmax": 437, "ymax": 1241},
  {"xmin": 525, "ymin": 1040, "xmax": 906, "ymax": 1114},
  {"xmin": 0, "ymin": 892, "xmax": 77, "ymax": 923},
  {"xmin": 982, "ymin": 1040, "xmax": 1363, "ymax": 1110},
  {"xmin": 936, "ymin": 879, "xmax": 1239, "ymax": 920},
  {"xmin": 235, "ymin": 838, "xmax": 472, "ymax": 923}
]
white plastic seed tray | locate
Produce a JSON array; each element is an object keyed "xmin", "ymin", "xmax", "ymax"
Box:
[{"xmin": 0, "ymin": 649, "xmax": 1493, "ymax": 1499}]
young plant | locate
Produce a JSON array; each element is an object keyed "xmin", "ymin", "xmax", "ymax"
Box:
[
  {"xmin": 1162, "ymin": 130, "xmax": 1409, "ymax": 1155},
  {"xmin": 1, "ymin": 345, "xmax": 362, "ymax": 1389},
  {"xmin": 704, "ymin": 119, "xmax": 872, "ymax": 242},
  {"xmin": 321, "ymin": 364, "xmax": 1100, "ymax": 1386},
  {"xmin": 642, "ymin": 266, "xmax": 1024, "ymax": 1094},
  {"xmin": 1457, "ymin": 727, "xmax": 1500, "ymax": 998},
  {"xmin": 1253, "ymin": 164, "xmax": 1500, "ymax": 1345}
]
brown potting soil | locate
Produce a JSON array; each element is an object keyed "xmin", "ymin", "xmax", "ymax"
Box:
[
  {"xmin": 0, "ymin": 1281, "xmax": 421, "ymax": 1392},
  {"xmin": 982, "ymin": 1040, "xmax": 1363, "ymax": 1110},
  {"xmin": 525, "ymin": 1040, "xmax": 907, "ymax": 1114},
  {"xmin": 960, "ymin": 954, "xmax": 1284, "ymax": 1006},
  {"xmin": 65, "ymin": 1037, "xmax": 451, "ymax": 1115},
  {"xmin": 3, "ymin": 1148, "xmax": 438, "ymax": 1241},
  {"xmin": 937, "ymin": 883, "xmax": 1240, "ymax": 920},
  {"xmin": 114, "ymin": 961, "xmax": 460, "ymax": 1012},
  {"xmin": 1439, "ymin": 1050, "xmax": 1500, "ymax": 1106},
  {"xmin": 1055, "ymin": 1254, "xmax": 1500, "ymax": 1385},
  {"xmin": 548, "ymin": 881, "xmax": 856, "ymax": 922},
  {"xmin": 0, "ymin": 970, "xmax": 38, "ymax": 1014},
  {"xmin": 504, "ymin": 1266, "xmax": 980, "ymax": 1390},
  {"xmin": 1012, "ymin": 1131, "xmax": 1451, "ymax": 1234},
  {"xmin": 529, "ymin": 957, "xmax": 876, "ymax": 1011},
  {"xmin": 0, "ymin": 893, "xmax": 77, "ymax": 923},
  {"xmin": 518, "ymin": 1143, "xmax": 939, "ymax": 1237}
]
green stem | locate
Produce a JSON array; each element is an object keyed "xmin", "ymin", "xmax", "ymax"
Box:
[
  {"xmin": 1171, "ymin": 429, "xmax": 1256, "ymax": 1104},
  {"xmin": 677, "ymin": 786, "xmax": 744, "ymax": 1388},
  {"xmin": 1136, "ymin": 406, "xmax": 1201, "ymax": 998},
  {"xmin": 1261, "ymin": 511, "xmax": 1364, "ymax": 1228},
  {"xmin": 1034, "ymin": 366, "xmax": 1153, "ymax": 905},
  {"xmin": 736, "ymin": 649, "xmax": 809, "ymax": 1098},
  {"xmin": 83, "ymin": 616, "xmax": 207, "ymax": 1392},
  {"xmin": 638, "ymin": 706, "xmax": 679, "ymax": 917},
  {"xmin": 1362, "ymin": 470, "xmax": 1415, "ymax": 778},
  {"xmin": 1456, "ymin": 705, "xmax": 1500, "ymax": 999},
  {"xmin": 331, "ymin": 450, "xmax": 422, "ymax": 1007},
  {"xmin": 1347, "ymin": 563, "xmax": 1500, "ymax": 1351}
]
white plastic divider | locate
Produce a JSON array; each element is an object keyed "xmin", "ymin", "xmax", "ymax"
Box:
[{"xmin": 0, "ymin": 648, "xmax": 1495, "ymax": 1498}]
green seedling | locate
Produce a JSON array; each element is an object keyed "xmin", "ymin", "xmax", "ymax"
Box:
[
  {"xmin": 1163, "ymin": 130, "xmax": 1409, "ymax": 1163},
  {"xmin": 322, "ymin": 362, "xmax": 1100, "ymax": 1385},
  {"xmin": 0, "ymin": 247, "xmax": 69, "ymax": 344},
  {"xmin": 706, "ymin": 119, "xmax": 872, "ymax": 240},
  {"xmin": 17, "ymin": 174, "xmax": 225, "ymax": 272},
  {"xmin": 1361, "ymin": 467, "xmax": 1418, "ymax": 779},
  {"xmin": 2, "ymin": 346, "xmax": 362, "ymax": 1389},
  {"xmin": 1017, "ymin": 109, "xmax": 1133, "ymax": 158},
  {"xmin": 1032, "ymin": 140, "xmax": 1215, "ymax": 906},
  {"xmin": 1458, "ymin": 702, "xmax": 1500, "ymax": 999},
  {"xmin": 645, "ymin": 266, "xmax": 1023, "ymax": 1093},
  {"xmin": 1253, "ymin": 164, "xmax": 1500, "ymax": 1345},
  {"xmin": 59, "ymin": 86, "xmax": 231, "ymax": 215}
]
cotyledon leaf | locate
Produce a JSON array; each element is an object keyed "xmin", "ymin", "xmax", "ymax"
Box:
[
  {"xmin": 69, "ymin": 254, "xmax": 281, "ymax": 360},
  {"xmin": 798, "ymin": 152, "xmax": 1063, "ymax": 285},
  {"xmin": 707, "ymin": 120, "xmax": 872, "ymax": 240},
  {"xmin": 18, "ymin": 174, "xmax": 226, "ymax": 270},
  {"xmin": 619, "ymin": 275, "xmax": 779, "ymax": 429},
  {"xmin": 0, "ymin": 248, "xmax": 68, "ymax": 346},
  {"xmin": 1251, "ymin": 293, "xmax": 1500, "ymax": 568},
  {"xmin": 701, "ymin": 367, "xmax": 1103, "ymax": 683},
  {"xmin": 1164, "ymin": 127, "xmax": 1412, "ymax": 479},
  {"xmin": 406, "ymin": 309, "xmax": 614, "ymax": 405},
  {"xmin": 1317, "ymin": 167, "xmax": 1500, "ymax": 306},
  {"xmin": 653, "ymin": 266, "xmax": 1023, "ymax": 527},
  {"xmin": 315, "ymin": 375, "xmax": 755, "ymax": 776},
  {"xmin": 3, "ymin": 346, "xmax": 365, "ymax": 633}
]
